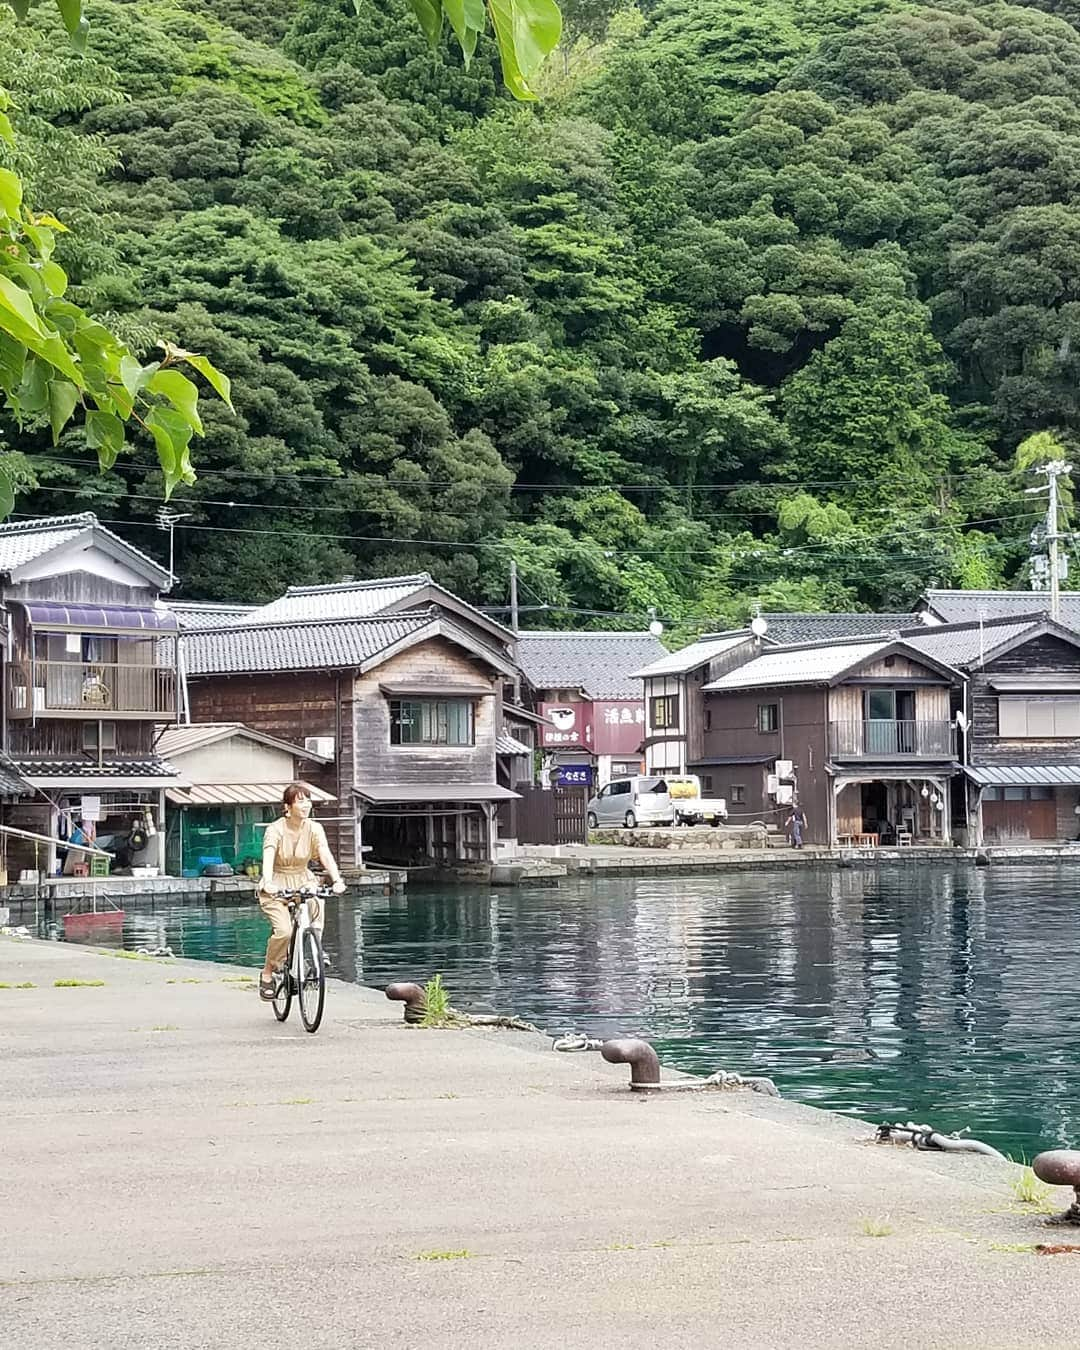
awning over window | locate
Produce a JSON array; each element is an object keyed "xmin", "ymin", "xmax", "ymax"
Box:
[
  {"xmin": 378, "ymin": 682, "xmax": 493, "ymax": 699},
  {"xmin": 966, "ymin": 764, "xmax": 1080, "ymax": 787},
  {"xmin": 495, "ymin": 733, "xmax": 531, "ymax": 756},
  {"xmin": 355, "ymin": 783, "xmax": 519, "ymax": 804},
  {"xmin": 19, "ymin": 602, "xmax": 178, "ymax": 632},
  {"xmin": 167, "ymin": 783, "xmax": 336, "ymax": 807}
]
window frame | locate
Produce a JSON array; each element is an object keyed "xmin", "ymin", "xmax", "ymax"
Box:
[
  {"xmin": 649, "ymin": 694, "xmax": 680, "ymax": 730},
  {"xmin": 730, "ymin": 784, "xmax": 746, "ymax": 805},
  {"xmin": 757, "ymin": 703, "xmax": 779, "ymax": 734},
  {"xmin": 389, "ymin": 698, "xmax": 475, "ymax": 747},
  {"xmin": 998, "ymin": 695, "xmax": 1080, "ymax": 739}
]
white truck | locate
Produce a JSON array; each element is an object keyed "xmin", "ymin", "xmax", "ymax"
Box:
[{"xmin": 665, "ymin": 774, "xmax": 728, "ymax": 827}]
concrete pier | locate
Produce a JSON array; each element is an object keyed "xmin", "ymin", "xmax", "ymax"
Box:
[{"xmin": 3, "ymin": 933, "xmax": 1080, "ymax": 1348}]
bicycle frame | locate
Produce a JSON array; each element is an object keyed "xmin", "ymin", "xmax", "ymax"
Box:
[{"xmin": 281, "ymin": 889, "xmax": 323, "ymax": 987}]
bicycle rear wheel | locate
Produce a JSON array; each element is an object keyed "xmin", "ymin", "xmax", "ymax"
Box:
[
  {"xmin": 272, "ymin": 943, "xmax": 293, "ymax": 1022},
  {"xmin": 298, "ymin": 928, "xmax": 325, "ymax": 1033}
]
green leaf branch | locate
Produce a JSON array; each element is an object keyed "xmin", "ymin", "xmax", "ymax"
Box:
[
  {"xmin": 395, "ymin": 0, "xmax": 563, "ymax": 100},
  {"xmin": 0, "ymin": 0, "xmax": 231, "ymax": 517}
]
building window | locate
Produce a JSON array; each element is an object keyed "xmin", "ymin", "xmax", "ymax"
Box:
[
  {"xmin": 703, "ymin": 775, "xmax": 714, "ymax": 793},
  {"xmin": 650, "ymin": 695, "xmax": 679, "ymax": 729},
  {"xmin": 998, "ymin": 696, "xmax": 1080, "ymax": 738},
  {"xmin": 612, "ymin": 760, "xmax": 644, "ymax": 777},
  {"xmin": 83, "ymin": 721, "xmax": 117, "ymax": 753},
  {"xmin": 758, "ymin": 703, "xmax": 778, "ymax": 734},
  {"xmin": 730, "ymin": 784, "xmax": 746, "ymax": 805},
  {"xmin": 390, "ymin": 699, "xmax": 474, "ymax": 746}
]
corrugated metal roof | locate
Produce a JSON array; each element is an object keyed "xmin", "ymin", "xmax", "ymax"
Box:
[
  {"xmin": 966, "ymin": 764, "xmax": 1080, "ymax": 786},
  {"xmin": 923, "ymin": 590, "xmax": 1077, "ymax": 626},
  {"xmin": 355, "ymin": 783, "xmax": 519, "ymax": 803},
  {"xmin": 167, "ymin": 782, "xmax": 335, "ymax": 806},
  {"xmin": 495, "ymin": 732, "xmax": 531, "ymax": 756},
  {"xmin": 181, "ymin": 614, "xmax": 433, "ymax": 676},
  {"xmin": 155, "ymin": 722, "xmax": 329, "ymax": 762},
  {"xmin": 902, "ymin": 618, "xmax": 1047, "ymax": 668},
  {"xmin": 630, "ymin": 633, "xmax": 750, "ymax": 679},
  {"xmin": 19, "ymin": 601, "xmax": 177, "ymax": 632},
  {"xmin": 705, "ymin": 641, "xmax": 890, "ymax": 691},
  {"xmin": 239, "ymin": 575, "xmax": 432, "ymax": 624},
  {"xmin": 761, "ymin": 612, "xmax": 920, "ymax": 643},
  {"xmin": 517, "ymin": 631, "xmax": 668, "ymax": 699}
]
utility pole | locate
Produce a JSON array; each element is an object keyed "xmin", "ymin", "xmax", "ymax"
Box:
[
  {"xmin": 509, "ymin": 559, "xmax": 519, "ymax": 633},
  {"xmin": 1033, "ymin": 461, "xmax": 1072, "ymax": 622}
]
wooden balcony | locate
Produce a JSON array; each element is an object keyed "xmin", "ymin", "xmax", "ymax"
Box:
[
  {"xmin": 829, "ymin": 719, "xmax": 955, "ymax": 759},
  {"xmin": 6, "ymin": 660, "xmax": 176, "ymax": 719}
]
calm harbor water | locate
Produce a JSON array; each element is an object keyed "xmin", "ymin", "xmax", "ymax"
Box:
[{"xmin": 24, "ymin": 862, "xmax": 1080, "ymax": 1159}]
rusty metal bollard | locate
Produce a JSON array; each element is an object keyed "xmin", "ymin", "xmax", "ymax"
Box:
[
  {"xmin": 1033, "ymin": 1151, "xmax": 1080, "ymax": 1226},
  {"xmin": 601, "ymin": 1037, "xmax": 661, "ymax": 1089},
  {"xmin": 385, "ymin": 981, "xmax": 426, "ymax": 1024}
]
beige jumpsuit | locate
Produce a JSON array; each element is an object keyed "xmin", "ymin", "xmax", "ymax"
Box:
[{"xmin": 259, "ymin": 817, "xmax": 334, "ymax": 968}]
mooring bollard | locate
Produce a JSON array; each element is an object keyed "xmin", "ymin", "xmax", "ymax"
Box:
[
  {"xmin": 1033, "ymin": 1150, "xmax": 1080, "ymax": 1225},
  {"xmin": 601, "ymin": 1037, "xmax": 661, "ymax": 1089},
  {"xmin": 385, "ymin": 981, "xmax": 426, "ymax": 1024}
]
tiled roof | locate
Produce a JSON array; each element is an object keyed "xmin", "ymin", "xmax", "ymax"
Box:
[
  {"xmin": 922, "ymin": 590, "xmax": 1080, "ymax": 626},
  {"xmin": 0, "ymin": 512, "xmax": 171, "ymax": 586},
  {"xmin": 516, "ymin": 630, "xmax": 668, "ymax": 699},
  {"xmin": 182, "ymin": 612, "xmax": 433, "ymax": 675},
  {"xmin": 630, "ymin": 633, "xmax": 751, "ymax": 679},
  {"xmin": 705, "ymin": 641, "xmax": 892, "ymax": 691},
  {"xmin": 0, "ymin": 514, "xmax": 93, "ymax": 573},
  {"xmin": 0, "ymin": 756, "xmax": 30, "ymax": 797},
  {"xmin": 759, "ymin": 612, "xmax": 920, "ymax": 643},
  {"xmin": 7, "ymin": 756, "xmax": 178, "ymax": 779},
  {"xmin": 239, "ymin": 575, "xmax": 432, "ymax": 624},
  {"xmin": 900, "ymin": 617, "xmax": 1047, "ymax": 668},
  {"xmin": 495, "ymin": 732, "xmax": 531, "ymax": 756},
  {"xmin": 166, "ymin": 601, "xmax": 257, "ymax": 630}
]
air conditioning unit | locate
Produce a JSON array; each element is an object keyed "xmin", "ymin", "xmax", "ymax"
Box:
[{"xmin": 304, "ymin": 736, "xmax": 336, "ymax": 759}]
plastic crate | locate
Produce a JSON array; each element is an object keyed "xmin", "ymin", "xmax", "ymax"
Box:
[{"xmin": 90, "ymin": 857, "xmax": 110, "ymax": 877}]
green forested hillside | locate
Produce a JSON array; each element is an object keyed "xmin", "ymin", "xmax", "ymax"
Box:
[{"xmin": 2, "ymin": 0, "xmax": 1079, "ymax": 624}]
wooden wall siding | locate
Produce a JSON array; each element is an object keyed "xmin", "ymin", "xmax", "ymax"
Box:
[
  {"xmin": 187, "ymin": 672, "xmax": 346, "ymax": 857},
  {"xmin": 696, "ymin": 686, "xmax": 830, "ymax": 840},
  {"xmin": 827, "ymin": 683, "xmax": 950, "ymax": 723},
  {"xmin": 353, "ymin": 638, "xmax": 498, "ymax": 789},
  {"xmin": 6, "ymin": 576, "xmax": 158, "ymax": 605},
  {"xmin": 857, "ymin": 654, "xmax": 937, "ymax": 679},
  {"xmin": 970, "ymin": 635, "xmax": 1080, "ymax": 765},
  {"xmin": 5, "ymin": 720, "xmax": 153, "ymax": 757},
  {"xmin": 835, "ymin": 785, "xmax": 863, "ymax": 836}
]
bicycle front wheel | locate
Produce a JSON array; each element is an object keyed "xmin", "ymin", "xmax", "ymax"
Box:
[{"xmin": 298, "ymin": 928, "xmax": 325, "ymax": 1033}]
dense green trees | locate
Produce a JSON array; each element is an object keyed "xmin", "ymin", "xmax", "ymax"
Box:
[{"xmin": 2, "ymin": 0, "xmax": 1079, "ymax": 617}]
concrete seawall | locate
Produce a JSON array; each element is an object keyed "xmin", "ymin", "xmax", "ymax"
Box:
[{"xmin": 3, "ymin": 934, "xmax": 1080, "ymax": 1348}]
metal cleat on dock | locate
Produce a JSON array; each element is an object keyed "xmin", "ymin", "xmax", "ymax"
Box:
[
  {"xmin": 1033, "ymin": 1150, "xmax": 1080, "ymax": 1225},
  {"xmin": 385, "ymin": 981, "xmax": 427, "ymax": 1023}
]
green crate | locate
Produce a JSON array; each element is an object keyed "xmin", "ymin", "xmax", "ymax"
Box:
[{"xmin": 90, "ymin": 857, "xmax": 110, "ymax": 878}]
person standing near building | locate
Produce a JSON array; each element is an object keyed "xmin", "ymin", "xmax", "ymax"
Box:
[{"xmin": 787, "ymin": 806, "xmax": 807, "ymax": 849}]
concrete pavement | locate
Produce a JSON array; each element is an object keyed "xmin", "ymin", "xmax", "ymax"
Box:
[{"xmin": 3, "ymin": 933, "xmax": 1080, "ymax": 1349}]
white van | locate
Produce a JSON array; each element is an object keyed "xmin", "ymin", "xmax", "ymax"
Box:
[{"xmin": 586, "ymin": 776, "xmax": 673, "ymax": 830}]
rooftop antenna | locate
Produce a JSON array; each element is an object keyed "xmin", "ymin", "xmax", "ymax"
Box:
[
  {"xmin": 156, "ymin": 507, "xmax": 192, "ymax": 587},
  {"xmin": 978, "ymin": 605, "xmax": 986, "ymax": 667},
  {"xmin": 1027, "ymin": 460, "xmax": 1072, "ymax": 622}
]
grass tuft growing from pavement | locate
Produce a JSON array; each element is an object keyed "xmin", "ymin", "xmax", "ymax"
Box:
[
  {"xmin": 414, "ymin": 1249, "xmax": 474, "ymax": 1261},
  {"xmin": 0, "ymin": 981, "xmax": 35, "ymax": 989},
  {"xmin": 54, "ymin": 979, "xmax": 105, "ymax": 987},
  {"xmin": 859, "ymin": 1216, "xmax": 893, "ymax": 1238}
]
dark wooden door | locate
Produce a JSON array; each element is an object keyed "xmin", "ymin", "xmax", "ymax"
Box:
[
  {"xmin": 983, "ymin": 800, "xmax": 1057, "ymax": 841},
  {"xmin": 515, "ymin": 785, "xmax": 587, "ymax": 845}
]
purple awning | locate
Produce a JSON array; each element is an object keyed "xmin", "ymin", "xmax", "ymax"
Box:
[{"xmin": 19, "ymin": 602, "xmax": 178, "ymax": 632}]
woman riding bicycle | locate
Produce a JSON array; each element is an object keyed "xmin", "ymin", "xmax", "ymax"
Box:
[{"xmin": 259, "ymin": 782, "xmax": 346, "ymax": 1000}]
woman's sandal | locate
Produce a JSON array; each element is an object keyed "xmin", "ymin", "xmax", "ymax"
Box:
[{"xmin": 259, "ymin": 974, "xmax": 277, "ymax": 1000}]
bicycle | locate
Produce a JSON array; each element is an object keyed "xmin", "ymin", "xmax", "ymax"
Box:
[{"xmin": 270, "ymin": 887, "xmax": 329, "ymax": 1033}]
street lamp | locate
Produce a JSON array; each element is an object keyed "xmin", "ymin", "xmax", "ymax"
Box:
[{"xmin": 647, "ymin": 606, "xmax": 664, "ymax": 638}]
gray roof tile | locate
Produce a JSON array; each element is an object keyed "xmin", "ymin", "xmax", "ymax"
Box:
[
  {"xmin": 182, "ymin": 613, "xmax": 433, "ymax": 675},
  {"xmin": 923, "ymin": 590, "xmax": 1077, "ymax": 625},
  {"xmin": 7, "ymin": 755, "xmax": 178, "ymax": 779},
  {"xmin": 239, "ymin": 575, "xmax": 432, "ymax": 624},
  {"xmin": 900, "ymin": 618, "xmax": 1047, "ymax": 668},
  {"xmin": 0, "ymin": 513, "xmax": 171, "ymax": 586},
  {"xmin": 516, "ymin": 630, "xmax": 668, "ymax": 700},
  {"xmin": 167, "ymin": 601, "xmax": 257, "ymax": 630},
  {"xmin": 705, "ymin": 640, "xmax": 891, "ymax": 691},
  {"xmin": 760, "ymin": 612, "xmax": 920, "ymax": 643}
]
